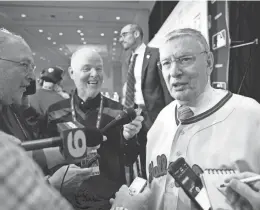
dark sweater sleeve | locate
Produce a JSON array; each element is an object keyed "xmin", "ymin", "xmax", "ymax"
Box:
[{"xmin": 120, "ymin": 130, "xmax": 140, "ymax": 166}]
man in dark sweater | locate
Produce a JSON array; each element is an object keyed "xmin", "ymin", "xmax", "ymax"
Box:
[{"xmin": 46, "ymin": 47, "xmax": 143, "ymax": 210}]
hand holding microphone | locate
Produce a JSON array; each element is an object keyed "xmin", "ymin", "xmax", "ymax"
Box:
[
  {"xmin": 20, "ymin": 108, "xmax": 138, "ymax": 162},
  {"xmin": 122, "ymin": 108, "xmax": 144, "ymax": 140},
  {"xmin": 49, "ymin": 164, "xmax": 94, "ymax": 191}
]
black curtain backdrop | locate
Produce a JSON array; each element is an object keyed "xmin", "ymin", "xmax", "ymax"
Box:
[
  {"xmin": 229, "ymin": 1, "xmax": 260, "ymax": 102},
  {"xmin": 208, "ymin": 0, "xmax": 230, "ymax": 89},
  {"xmin": 149, "ymin": 1, "xmax": 178, "ymax": 41}
]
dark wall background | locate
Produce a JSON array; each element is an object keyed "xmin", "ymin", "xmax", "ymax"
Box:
[
  {"xmin": 149, "ymin": 1, "xmax": 260, "ymax": 103},
  {"xmin": 149, "ymin": 1, "xmax": 178, "ymax": 41},
  {"xmin": 229, "ymin": 1, "xmax": 260, "ymax": 103}
]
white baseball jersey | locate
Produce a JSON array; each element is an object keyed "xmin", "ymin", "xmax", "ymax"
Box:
[{"xmin": 146, "ymin": 90, "xmax": 260, "ymax": 210}]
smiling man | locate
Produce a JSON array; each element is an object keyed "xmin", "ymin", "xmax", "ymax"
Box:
[{"xmin": 46, "ymin": 47, "xmax": 144, "ymax": 209}]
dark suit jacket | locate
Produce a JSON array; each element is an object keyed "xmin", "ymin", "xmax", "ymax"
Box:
[{"xmin": 125, "ymin": 46, "xmax": 173, "ymax": 130}]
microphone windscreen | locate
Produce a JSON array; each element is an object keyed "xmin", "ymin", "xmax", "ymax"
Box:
[{"xmin": 84, "ymin": 127, "xmax": 103, "ymax": 147}]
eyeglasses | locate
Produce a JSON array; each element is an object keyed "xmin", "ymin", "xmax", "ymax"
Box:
[
  {"xmin": 0, "ymin": 57, "xmax": 36, "ymax": 73},
  {"xmin": 119, "ymin": 31, "xmax": 134, "ymax": 39},
  {"xmin": 157, "ymin": 51, "xmax": 208, "ymax": 72}
]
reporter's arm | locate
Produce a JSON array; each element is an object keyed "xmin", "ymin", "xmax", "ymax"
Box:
[
  {"xmin": 0, "ymin": 131, "xmax": 74, "ymax": 210},
  {"xmin": 48, "ymin": 164, "xmax": 94, "ymax": 191},
  {"xmin": 224, "ymin": 172, "xmax": 260, "ymax": 210},
  {"xmin": 122, "ymin": 115, "xmax": 144, "ymax": 165}
]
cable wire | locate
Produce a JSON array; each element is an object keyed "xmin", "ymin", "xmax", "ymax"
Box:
[{"xmin": 60, "ymin": 165, "xmax": 70, "ymax": 193}]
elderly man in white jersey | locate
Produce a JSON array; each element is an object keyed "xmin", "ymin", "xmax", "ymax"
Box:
[{"xmin": 110, "ymin": 28, "xmax": 260, "ymax": 210}]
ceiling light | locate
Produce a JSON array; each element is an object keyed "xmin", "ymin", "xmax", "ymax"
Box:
[
  {"xmin": 100, "ymin": 33, "xmax": 104, "ymax": 37},
  {"xmin": 59, "ymin": 48, "xmax": 62, "ymax": 51},
  {"xmin": 53, "ymin": 41, "xmax": 56, "ymax": 45},
  {"xmin": 83, "ymin": 41, "xmax": 87, "ymax": 44},
  {"xmin": 113, "ymin": 38, "xmax": 117, "ymax": 41},
  {"xmin": 116, "ymin": 16, "xmax": 120, "ymax": 20},
  {"xmin": 77, "ymin": 29, "xmax": 81, "ymax": 33},
  {"xmin": 47, "ymin": 37, "xmax": 51, "ymax": 40},
  {"xmin": 39, "ymin": 29, "xmax": 43, "ymax": 33},
  {"xmin": 113, "ymin": 42, "xmax": 116, "ymax": 46},
  {"xmin": 112, "ymin": 48, "xmax": 116, "ymax": 51},
  {"xmin": 59, "ymin": 32, "xmax": 63, "ymax": 36},
  {"xmin": 32, "ymin": 52, "xmax": 36, "ymax": 56},
  {"xmin": 81, "ymin": 37, "xmax": 84, "ymax": 41},
  {"xmin": 80, "ymin": 33, "xmax": 84, "ymax": 36},
  {"xmin": 114, "ymin": 31, "xmax": 118, "ymax": 34},
  {"xmin": 79, "ymin": 15, "xmax": 84, "ymax": 19},
  {"xmin": 21, "ymin": 14, "xmax": 26, "ymax": 18}
]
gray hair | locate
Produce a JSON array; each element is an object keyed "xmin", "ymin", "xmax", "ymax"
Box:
[
  {"xmin": 70, "ymin": 46, "xmax": 103, "ymax": 68},
  {"xmin": 0, "ymin": 28, "xmax": 28, "ymax": 54},
  {"xmin": 164, "ymin": 28, "xmax": 210, "ymax": 52}
]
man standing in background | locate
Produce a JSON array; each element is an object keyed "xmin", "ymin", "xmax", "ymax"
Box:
[
  {"xmin": 119, "ymin": 24, "xmax": 173, "ymax": 180},
  {"xmin": 29, "ymin": 66, "xmax": 70, "ymax": 115}
]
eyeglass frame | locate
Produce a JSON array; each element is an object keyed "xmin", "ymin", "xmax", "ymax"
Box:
[
  {"xmin": 0, "ymin": 57, "xmax": 36, "ymax": 73},
  {"xmin": 119, "ymin": 31, "xmax": 135, "ymax": 40},
  {"xmin": 157, "ymin": 51, "xmax": 208, "ymax": 72}
]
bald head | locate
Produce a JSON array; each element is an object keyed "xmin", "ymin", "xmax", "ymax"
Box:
[
  {"xmin": 122, "ymin": 24, "xmax": 143, "ymax": 40},
  {"xmin": 119, "ymin": 23, "xmax": 143, "ymax": 51},
  {"xmin": 71, "ymin": 47, "xmax": 103, "ymax": 70}
]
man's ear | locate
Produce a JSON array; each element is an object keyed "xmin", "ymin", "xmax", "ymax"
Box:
[
  {"xmin": 68, "ymin": 66, "xmax": 73, "ymax": 79},
  {"xmin": 134, "ymin": 30, "xmax": 140, "ymax": 39},
  {"xmin": 206, "ymin": 52, "xmax": 214, "ymax": 76}
]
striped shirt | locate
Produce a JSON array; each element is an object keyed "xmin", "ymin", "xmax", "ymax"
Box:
[{"xmin": 0, "ymin": 131, "xmax": 74, "ymax": 210}]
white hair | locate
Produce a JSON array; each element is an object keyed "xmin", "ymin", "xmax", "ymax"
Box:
[
  {"xmin": 164, "ymin": 28, "xmax": 210, "ymax": 52},
  {"xmin": 70, "ymin": 46, "xmax": 103, "ymax": 68},
  {"xmin": 0, "ymin": 28, "xmax": 28, "ymax": 55}
]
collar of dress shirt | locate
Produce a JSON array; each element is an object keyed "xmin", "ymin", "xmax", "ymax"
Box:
[
  {"xmin": 74, "ymin": 90, "xmax": 101, "ymax": 112},
  {"xmin": 132, "ymin": 43, "xmax": 146, "ymax": 56},
  {"xmin": 176, "ymin": 83, "xmax": 227, "ymax": 116}
]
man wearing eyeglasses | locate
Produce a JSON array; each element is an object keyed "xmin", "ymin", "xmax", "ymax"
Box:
[
  {"xmin": 111, "ymin": 28, "xmax": 260, "ymax": 210},
  {"xmin": 119, "ymin": 24, "xmax": 173, "ymax": 182},
  {"xmin": 0, "ymin": 28, "xmax": 80, "ymax": 209}
]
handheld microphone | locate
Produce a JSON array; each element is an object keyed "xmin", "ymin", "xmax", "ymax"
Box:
[
  {"xmin": 100, "ymin": 108, "xmax": 136, "ymax": 135},
  {"xmin": 21, "ymin": 121, "xmax": 103, "ymax": 162}
]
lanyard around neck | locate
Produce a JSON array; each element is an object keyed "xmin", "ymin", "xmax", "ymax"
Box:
[{"xmin": 70, "ymin": 92, "xmax": 104, "ymax": 129}]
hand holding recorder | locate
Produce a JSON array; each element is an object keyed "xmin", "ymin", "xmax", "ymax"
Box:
[
  {"xmin": 168, "ymin": 157, "xmax": 211, "ymax": 210},
  {"xmin": 110, "ymin": 177, "xmax": 151, "ymax": 210}
]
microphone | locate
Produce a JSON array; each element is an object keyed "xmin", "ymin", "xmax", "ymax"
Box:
[
  {"xmin": 21, "ymin": 121, "xmax": 103, "ymax": 162},
  {"xmin": 100, "ymin": 108, "xmax": 137, "ymax": 135}
]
